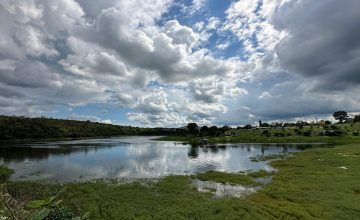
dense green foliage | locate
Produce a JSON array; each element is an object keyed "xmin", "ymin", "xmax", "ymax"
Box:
[
  {"xmin": 0, "ymin": 115, "xmax": 173, "ymax": 140},
  {"xmin": 0, "ymin": 165, "xmax": 14, "ymax": 181},
  {"xmin": 333, "ymin": 111, "xmax": 349, "ymax": 123}
]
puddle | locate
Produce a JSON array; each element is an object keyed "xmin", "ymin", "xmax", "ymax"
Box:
[
  {"xmin": 192, "ymin": 179, "xmax": 261, "ymax": 198},
  {"xmin": 254, "ymin": 176, "xmax": 272, "ymax": 184}
]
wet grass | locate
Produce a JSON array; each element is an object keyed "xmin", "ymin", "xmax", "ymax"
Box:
[
  {"xmin": 249, "ymin": 143, "xmax": 360, "ymax": 219},
  {"xmin": 250, "ymin": 154, "xmax": 290, "ymax": 162},
  {"xmin": 247, "ymin": 170, "xmax": 275, "ymax": 179},
  {"xmin": 193, "ymin": 171, "xmax": 261, "ymax": 186}
]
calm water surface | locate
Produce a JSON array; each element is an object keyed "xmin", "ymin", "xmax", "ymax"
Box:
[{"xmin": 0, "ymin": 136, "xmax": 309, "ymax": 182}]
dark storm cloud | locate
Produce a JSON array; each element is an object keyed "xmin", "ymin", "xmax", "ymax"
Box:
[{"xmin": 274, "ymin": 0, "xmax": 360, "ymax": 91}]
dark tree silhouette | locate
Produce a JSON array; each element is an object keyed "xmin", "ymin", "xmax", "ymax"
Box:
[
  {"xmin": 0, "ymin": 115, "xmax": 175, "ymax": 140},
  {"xmin": 333, "ymin": 111, "xmax": 348, "ymax": 123},
  {"xmin": 325, "ymin": 120, "xmax": 332, "ymax": 125},
  {"xmin": 187, "ymin": 123, "xmax": 199, "ymax": 135},
  {"xmin": 354, "ymin": 115, "xmax": 360, "ymax": 123},
  {"xmin": 208, "ymin": 126, "xmax": 220, "ymax": 136}
]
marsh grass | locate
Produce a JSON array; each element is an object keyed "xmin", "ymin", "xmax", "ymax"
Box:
[
  {"xmin": 193, "ymin": 171, "xmax": 261, "ymax": 186},
  {"xmin": 247, "ymin": 170, "xmax": 275, "ymax": 178},
  {"xmin": 60, "ymin": 143, "xmax": 360, "ymax": 219},
  {"xmin": 250, "ymin": 154, "xmax": 290, "ymax": 162}
]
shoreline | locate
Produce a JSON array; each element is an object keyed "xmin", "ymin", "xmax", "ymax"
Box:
[{"xmin": 1, "ymin": 137, "xmax": 359, "ymax": 219}]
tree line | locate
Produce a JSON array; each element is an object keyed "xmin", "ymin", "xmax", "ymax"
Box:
[
  {"xmin": 1, "ymin": 111, "xmax": 358, "ymax": 140},
  {"xmin": 0, "ymin": 115, "xmax": 174, "ymax": 140}
]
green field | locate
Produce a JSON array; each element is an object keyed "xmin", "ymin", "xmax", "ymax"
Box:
[{"xmin": 1, "ymin": 123, "xmax": 360, "ymax": 219}]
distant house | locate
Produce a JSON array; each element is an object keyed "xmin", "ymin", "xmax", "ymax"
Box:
[{"xmin": 319, "ymin": 120, "xmax": 326, "ymax": 125}]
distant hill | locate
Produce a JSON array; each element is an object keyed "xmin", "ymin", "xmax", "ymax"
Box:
[{"xmin": 0, "ymin": 115, "xmax": 172, "ymax": 140}]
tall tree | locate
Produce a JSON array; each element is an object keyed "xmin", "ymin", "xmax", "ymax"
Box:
[
  {"xmin": 333, "ymin": 111, "xmax": 348, "ymax": 123},
  {"xmin": 187, "ymin": 123, "xmax": 199, "ymax": 135},
  {"xmin": 353, "ymin": 115, "xmax": 360, "ymax": 123}
]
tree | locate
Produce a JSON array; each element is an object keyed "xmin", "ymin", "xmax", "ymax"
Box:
[
  {"xmin": 261, "ymin": 122, "xmax": 270, "ymax": 127},
  {"xmin": 187, "ymin": 123, "xmax": 199, "ymax": 135},
  {"xmin": 325, "ymin": 120, "xmax": 332, "ymax": 125},
  {"xmin": 208, "ymin": 126, "xmax": 220, "ymax": 136},
  {"xmin": 200, "ymin": 126, "xmax": 209, "ymax": 136},
  {"xmin": 221, "ymin": 125, "xmax": 230, "ymax": 133},
  {"xmin": 354, "ymin": 115, "xmax": 360, "ymax": 123},
  {"xmin": 333, "ymin": 111, "xmax": 348, "ymax": 123},
  {"xmin": 244, "ymin": 124, "xmax": 252, "ymax": 129}
]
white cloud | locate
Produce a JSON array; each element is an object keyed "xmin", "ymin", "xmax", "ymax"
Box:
[
  {"xmin": 258, "ymin": 91, "xmax": 272, "ymax": 99},
  {"xmin": 182, "ymin": 0, "xmax": 206, "ymax": 15},
  {"xmin": 216, "ymin": 42, "xmax": 231, "ymax": 50},
  {"xmin": 207, "ymin": 17, "xmax": 221, "ymax": 30},
  {"xmin": 223, "ymin": 0, "xmax": 286, "ymax": 60},
  {"xmin": 1, "ymin": 0, "xmax": 359, "ymax": 127}
]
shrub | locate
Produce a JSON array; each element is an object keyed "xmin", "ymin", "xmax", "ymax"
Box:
[
  {"xmin": 302, "ymin": 131, "xmax": 311, "ymax": 136},
  {"xmin": 274, "ymin": 132, "xmax": 285, "ymax": 137},
  {"xmin": 324, "ymin": 130, "xmax": 344, "ymax": 136},
  {"xmin": 261, "ymin": 130, "xmax": 270, "ymax": 136},
  {"xmin": 45, "ymin": 206, "xmax": 75, "ymax": 220},
  {"xmin": 0, "ymin": 165, "xmax": 14, "ymax": 181}
]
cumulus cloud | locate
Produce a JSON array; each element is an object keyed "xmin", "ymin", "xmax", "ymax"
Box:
[
  {"xmin": 0, "ymin": 0, "xmax": 359, "ymax": 127},
  {"xmin": 0, "ymin": 0, "xmax": 236, "ymax": 123},
  {"xmin": 182, "ymin": 0, "xmax": 207, "ymax": 15},
  {"xmin": 223, "ymin": 0, "xmax": 286, "ymax": 60},
  {"xmin": 258, "ymin": 91, "xmax": 273, "ymax": 100},
  {"xmin": 68, "ymin": 114, "xmax": 113, "ymax": 124},
  {"xmin": 207, "ymin": 17, "xmax": 221, "ymax": 30},
  {"xmin": 273, "ymin": 0, "xmax": 360, "ymax": 90},
  {"xmin": 189, "ymin": 78, "xmax": 247, "ymax": 103}
]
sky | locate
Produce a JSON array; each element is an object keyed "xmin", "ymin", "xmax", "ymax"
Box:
[{"xmin": 0, "ymin": 0, "xmax": 360, "ymax": 127}]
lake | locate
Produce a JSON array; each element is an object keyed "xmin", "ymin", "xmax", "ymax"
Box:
[{"xmin": 0, "ymin": 136, "xmax": 309, "ymax": 182}]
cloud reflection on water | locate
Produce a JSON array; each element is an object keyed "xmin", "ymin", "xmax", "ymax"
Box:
[{"xmin": 0, "ymin": 137, "xmax": 303, "ymax": 181}]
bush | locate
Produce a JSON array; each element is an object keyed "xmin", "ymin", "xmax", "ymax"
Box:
[
  {"xmin": 261, "ymin": 130, "xmax": 270, "ymax": 136},
  {"xmin": 0, "ymin": 165, "xmax": 14, "ymax": 181},
  {"xmin": 302, "ymin": 131, "xmax": 311, "ymax": 136},
  {"xmin": 274, "ymin": 132, "xmax": 285, "ymax": 137},
  {"xmin": 45, "ymin": 206, "xmax": 75, "ymax": 220},
  {"xmin": 324, "ymin": 130, "xmax": 344, "ymax": 136},
  {"xmin": 353, "ymin": 131, "xmax": 359, "ymax": 136}
]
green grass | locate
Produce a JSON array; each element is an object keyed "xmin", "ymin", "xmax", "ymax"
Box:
[
  {"xmin": 247, "ymin": 170, "xmax": 275, "ymax": 178},
  {"xmin": 250, "ymin": 154, "xmax": 290, "ymax": 162},
  {"xmin": 249, "ymin": 143, "xmax": 360, "ymax": 219},
  {"xmin": 193, "ymin": 171, "xmax": 261, "ymax": 186}
]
